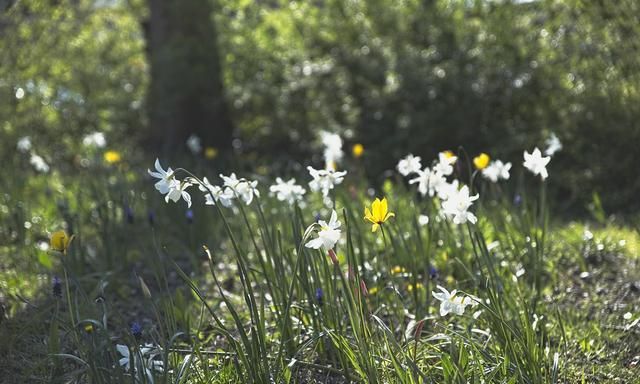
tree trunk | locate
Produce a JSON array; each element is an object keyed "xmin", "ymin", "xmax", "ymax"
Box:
[{"xmin": 146, "ymin": 0, "xmax": 233, "ymax": 158}]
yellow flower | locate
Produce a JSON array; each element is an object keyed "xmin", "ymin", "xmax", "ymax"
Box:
[
  {"xmin": 473, "ymin": 153, "xmax": 490, "ymax": 170},
  {"xmin": 204, "ymin": 147, "xmax": 218, "ymax": 159},
  {"xmin": 84, "ymin": 323, "xmax": 94, "ymax": 333},
  {"xmin": 364, "ymin": 197, "xmax": 395, "ymax": 232},
  {"xmin": 391, "ymin": 265, "xmax": 406, "ymax": 275},
  {"xmin": 50, "ymin": 230, "xmax": 71, "ymax": 253},
  {"xmin": 352, "ymin": 143, "xmax": 364, "ymax": 158},
  {"xmin": 407, "ymin": 283, "xmax": 424, "ymax": 292},
  {"xmin": 369, "ymin": 286, "xmax": 379, "ymax": 295},
  {"xmin": 104, "ymin": 150, "xmax": 122, "ymax": 164},
  {"xmin": 443, "ymin": 150, "xmax": 456, "ymax": 161}
]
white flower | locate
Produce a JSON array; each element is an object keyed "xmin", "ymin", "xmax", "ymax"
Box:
[
  {"xmin": 198, "ymin": 177, "xmax": 234, "ymax": 207},
  {"xmin": 418, "ymin": 214, "xmax": 430, "ymax": 226},
  {"xmin": 148, "ymin": 159, "xmax": 192, "ymax": 207},
  {"xmin": 441, "ymin": 185, "xmax": 479, "ymax": 224},
  {"xmin": 220, "ymin": 173, "xmax": 260, "ymax": 205},
  {"xmin": 269, "ymin": 177, "xmax": 306, "ymax": 204},
  {"xmin": 481, "ymin": 160, "xmax": 512, "ymax": 182},
  {"xmin": 305, "ymin": 210, "xmax": 341, "ymax": 250},
  {"xmin": 409, "ymin": 168, "xmax": 446, "ymax": 197},
  {"xmin": 320, "ymin": 131, "xmax": 343, "ymax": 170},
  {"xmin": 165, "ymin": 179, "xmax": 193, "ymax": 208},
  {"xmin": 397, "ymin": 154, "xmax": 422, "ymax": 177},
  {"xmin": 17, "ymin": 136, "xmax": 32, "ymax": 153},
  {"xmin": 435, "ymin": 179, "xmax": 459, "ymax": 201},
  {"xmin": 116, "ymin": 344, "xmax": 164, "ymax": 374},
  {"xmin": 432, "ymin": 285, "xmax": 478, "ymax": 316},
  {"xmin": 307, "ymin": 166, "xmax": 347, "ymax": 197},
  {"xmin": 544, "ymin": 133, "xmax": 562, "ymax": 156},
  {"xmin": 523, "ymin": 148, "xmax": 551, "ymax": 180},
  {"xmin": 186, "ymin": 134, "xmax": 202, "ymax": 154},
  {"xmin": 30, "ymin": 153, "xmax": 49, "ymax": 173},
  {"xmin": 82, "ymin": 132, "xmax": 106, "ymax": 148},
  {"xmin": 433, "ymin": 152, "xmax": 457, "ymax": 176}
]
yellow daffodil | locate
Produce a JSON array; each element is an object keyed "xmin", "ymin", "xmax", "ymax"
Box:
[
  {"xmin": 204, "ymin": 147, "xmax": 218, "ymax": 159},
  {"xmin": 352, "ymin": 143, "xmax": 364, "ymax": 158},
  {"xmin": 50, "ymin": 230, "xmax": 71, "ymax": 253},
  {"xmin": 104, "ymin": 150, "xmax": 122, "ymax": 164},
  {"xmin": 473, "ymin": 153, "xmax": 490, "ymax": 170},
  {"xmin": 84, "ymin": 323, "xmax": 94, "ymax": 333},
  {"xmin": 364, "ymin": 197, "xmax": 395, "ymax": 232}
]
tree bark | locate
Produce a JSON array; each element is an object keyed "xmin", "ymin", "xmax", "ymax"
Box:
[{"xmin": 146, "ymin": 0, "xmax": 233, "ymax": 157}]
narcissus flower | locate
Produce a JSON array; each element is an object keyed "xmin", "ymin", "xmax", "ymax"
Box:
[
  {"xmin": 352, "ymin": 143, "xmax": 364, "ymax": 158},
  {"xmin": 186, "ymin": 134, "xmax": 202, "ymax": 154},
  {"xmin": 441, "ymin": 185, "xmax": 479, "ymax": 224},
  {"xmin": 364, "ymin": 197, "xmax": 395, "ymax": 232},
  {"xmin": 104, "ymin": 150, "xmax": 122, "ymax": 164},
  {"xmin": 473, "ymin": 153, "xmax": 490, "ymax": 170},
  {"xmin": 544, "ymin": 133, "xmax": 562, "ymax": 156},
  {"xmin": 269, "ymin": 177, "xmax": 306, "ymax": 204},
  {"xmin": 523, "ymin": 147, "xmax": 551, "ymax": 180},
  {"xmin": 409, "ymin": 168, "xmax": 446, "ymax": 197},
  {"xmin": 397, "ymin": 154, "xmax": 422, "ymax": 177},
  {"xmin": 307, "ymin": 166, "xmax": 347, "ymax": 197},
  {"xmin": 481, "ymin": 160, "xmax": 512, "ymax": 182},
  {"xmin": 434, "ymin": 152, "xmax": 457, "ymax": 176},
  {"xmin": 305, "ymin": 210, "xmax": 341, "ymax": 250},
  {"xmin": 432, "ymin": 285, "xmax": 478, "ymax": 316},
  {"xmin": 50, "ymin": 230, "xmax": 71, "ymax": 253},
  {"xmin": 220, "ymin": 173, "xmax": 260, "ymax": 206}
]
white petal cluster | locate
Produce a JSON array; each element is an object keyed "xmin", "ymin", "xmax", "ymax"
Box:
[
  {"xmin": 481, "ymin": 160, "xmax": 511, "ymax": 183},
  {"xmin": 82, "ymin": 132, "xmax": 106, "ymax": 148},
  {"xmin": 544, "ymin": 133, "xmax": 562, "ymax": 156},
  {"xmin": 148, "ymin": 159, "xmax": 193, "ymax": 207},
  {"xmin": 432, "ymin": 285, "xmax": 478, "ymax": 316},
  {"xmin": 269, "ymin": 177, "xmax": 306, "ymax": 204},
  {"xmin": 186, "ymin": 134, "xmax": 202, "ymax": 154},
  {"xmin": 30, "ymin": 153, "xmax": 50, "ymax": 173},
  {"xmin": 441, "ymin": 185, "xmax": 479, "ymax": 224},
  {"xmin": 307, "ymin": 166, "xmax": 347, "ymax": 197},
  {"xmin": 17, "ymin": 136, "xmax": 32, "ymax": 153},
  {"xmin": 116, "ymin": 343, "xmax": 164, "ymax": 374},
  {"xmin": 523, "ymin": 148, "xmax": 551, "ymax": 180},
  {"xmin": 220, "ymin": 173, "xmax": 260, "ymax": 205},
  {"xmin": 433, "ymin": 152, "xmax": 457, "ymax": 176},
  {"xmin": 305, "ymin": 210, "xmax": 341, "ymax": 250},
  {"xmin": 199, "ymin": 177, "xmax": 234, "ymax": 207},
  {"xmin": 320, "ymin": 131, "xmax": 343, "ymax": 170},
  {"xmin": 397, "ymin": 154, "xmax": 422, "ymax": 177}
]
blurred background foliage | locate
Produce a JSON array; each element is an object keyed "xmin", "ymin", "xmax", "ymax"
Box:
[{"xmin": 1, "ymin": 0, "xmax": 639, "ymax": 213}]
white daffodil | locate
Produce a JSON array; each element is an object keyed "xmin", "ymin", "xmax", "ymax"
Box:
[
  {"xmin": 269, "ymin": 177, "xmax": 306, "ymax": 204},
  {"xmin": 433, "ymin": 152, "xmax": 457, "ymax": 176},
  {"xmin": 198, "ymin": 177, "xmax": 234, "ymax": 207},
  {"xmin": 165, "ymin": 179, "xmax": 193, "ymax": 208},
  {"xmin": 397, "ymin": 154, "xmax": 422, "ymax": 177},
  {"xmin": 30, "ymin": 153, "xmax": 50, "ymax": 173},
  {"xmin": 523, "ymin": 148, "xmax": 551, "ymax": 180},
  {"xmin": 186, "ymin": 134, "xmax": 202, "ymax": 154},
  {"xmin": 220, "ymin": 173, "xmax": 260, "ymax": 205},
  {"xmin": 148, "ymin": 159, "xmax": 176, "ymax": 195},
  {"xmin": 307, "ymin": 166, "xmax": 347, "ymax": 197},
  {"xmin": 481, "ymin": 160, "xmax": 511, "ymax": 182},
  {"xmin": 116, "ymin": 344, "xmax": 164, "ymax": 374},
  {"xmin": 409, "ymin": 167, "xmax": 446, "ymax": 197},
  {"xmin": 441, "ymin": 185, "xmax": 479, "ymax": 224},
  {"xmin": 305, "ymin": 210, "xmax": 341, "ymax": 250},
  {"xmin": 82, "ymin": 132, "xmax": 106, "ymax": 148},
  {"xmin": 435, "ymin": 179, "xmax": 459, "ymax": 201},
  {"xmin": 320, "ymin": 131, "xmax": 343, "ymax": 170},
  {"xmin": 418, "ymin": 214, "xmax": 430, "ymax": 226},
  {"xmin": 544, "ymin": 133, "xmax": 562, "ymax": 156},
  {"xmin": 432, "ymin": 285, "xmax": 478, "ymax": 316},
  {"xmin": 17, "ymin": 136, "xmax": 32, "ymax": 153}
]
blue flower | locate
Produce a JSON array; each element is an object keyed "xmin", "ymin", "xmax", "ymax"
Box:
[
  {"xmin": 147, "ymin": 210, "xmax": 156, "ymax": 226},
  {"xmin": 185, "ymin": 209, "xmax": 194, "ymax": 224},
  {"xmin": 124, "ymin": 205, "xmax": 134, "ymax": 224},
  {"xmin": 429, "ymin": 265, "xmax": 438, "ymax": 280},
  {"xmin": 315, "ymin": 287, "xmax": 324, "ymax": 307},
  {"xmin": 130, "ymin": 321, "xmax": 142, "ymax": 340},
  {"xmin": 52, "ymin": 276, "xmax": 62, "ymax": 298}
]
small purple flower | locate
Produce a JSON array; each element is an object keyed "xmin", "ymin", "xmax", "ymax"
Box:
[
  {"xmin": 148, "ymin": 210, "xmax": 156, "ymax": 226},
  {"xmin": 185, "ymin": 209, "xmax": 194, "ymax": 224},
  {"xmin": 52, "ymin": 276, "xmax": 62, "ymax": 298},
  {"xmin": 429, "ymin": 265, "xmax": 438, "ymax": 280},
  {"xmin": 513, "ymin": 194, "xmax": 522, "ymax": 207},
  {"xmin": 124, "ymin": 205, "xmax": 134, "ymax": 224},
  {"xmin": 314, "ymin": 213, "xmax": 321, "ymax": 223},
  {"xmin": 315, "ymin": 287, "xmax": 324, "ymax": 307},
  {"xmin": 130, "ymin": 321, "xmax": 142, "ymax": 340}
]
